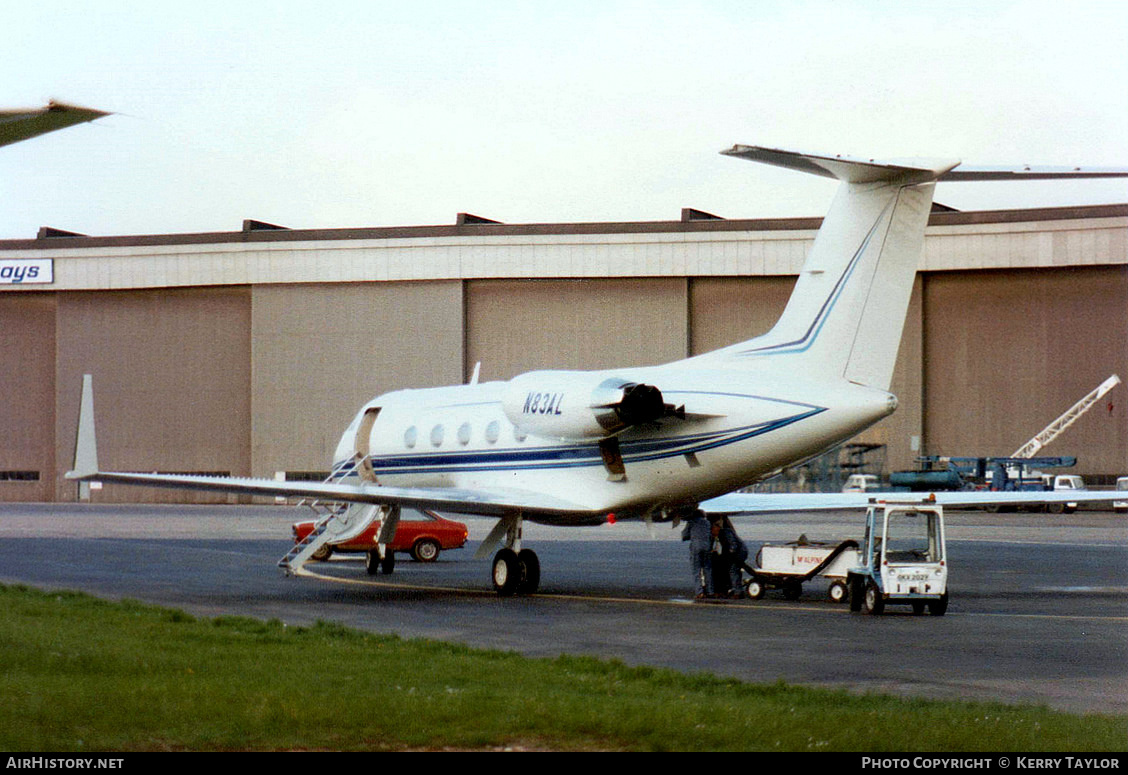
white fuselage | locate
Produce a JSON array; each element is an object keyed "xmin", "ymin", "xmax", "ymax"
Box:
[{"xmin": 333, "ymin": 363, "xmax": 897, "ymax": 524}]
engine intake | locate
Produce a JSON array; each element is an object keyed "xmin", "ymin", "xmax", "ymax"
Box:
[{"xmin": 599, "ymin": 382, "xmax": 666, "ymax": 428}]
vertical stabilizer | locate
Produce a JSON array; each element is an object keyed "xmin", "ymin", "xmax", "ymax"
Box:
[
  {"xmin": 838, "ymin": 180, "xmax": 934, "ymax": 388},
  {"xmin": 694, "ymin": 146, "xmax": 956, "ymax": 390},
  {"xmin": 696, "ymin": 146, "xmax": 1128, "ymax": 390}
]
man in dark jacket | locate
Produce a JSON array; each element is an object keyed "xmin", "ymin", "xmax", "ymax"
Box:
[
  {"xmin": 717, "ymin": 517, "xmax": 749, "ymax": 599},
  {"xmin": 681, "ymin": 509, "xmax": 714, "ymax": 600}
]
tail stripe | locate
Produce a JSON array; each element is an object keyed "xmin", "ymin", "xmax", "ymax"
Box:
[{"xmin": 735, "ymin": 199, "xmax": 892, "ymax": 358}]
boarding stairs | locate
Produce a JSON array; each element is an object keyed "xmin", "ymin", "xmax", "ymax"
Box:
[
  {"xmin": 280, "ymin": 408, "xmax": 387, "ymax": 575},
  {"xmin": 277, "ymin": 499, "xmax": 382, "ymax": 575}
]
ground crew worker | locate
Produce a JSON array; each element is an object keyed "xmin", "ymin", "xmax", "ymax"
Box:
[
  {"xmin": 718, "ymin": 517, "xmax": 749, "ymax": 599},
  {"xmin": 681, "ymin": 508, "xmax": 714, "ymax": 600}
]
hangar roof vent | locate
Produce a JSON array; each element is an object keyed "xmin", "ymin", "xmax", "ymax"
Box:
[
  {"xmin": 681, "ymin": 208, "xmax": 725, "ymax": 222},
  {"xmin": 37, "ymin": 226, "xmax": 86, "ymax": 239},
  {"xmin": 456, "ymin": 213, "xmax": 502, "ymax": 225},
  {"xmin": 242, "ymin": 219, "xmax": 290, "ymax": 232}
]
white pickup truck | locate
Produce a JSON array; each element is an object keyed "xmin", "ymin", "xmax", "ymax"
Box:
[
  {"xmin": 1049, "ymin": 474, "xmax": 1085, "ymax": 514},
  {"xmin": 842, "ymin": 474, "xmax": 879, "ymax": 493}
]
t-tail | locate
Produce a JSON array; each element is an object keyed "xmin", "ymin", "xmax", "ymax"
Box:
[{"xmin": 692, "ymin": 146, "xmax": 1128, "ymax": 392}]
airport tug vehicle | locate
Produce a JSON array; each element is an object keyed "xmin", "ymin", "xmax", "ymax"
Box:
[
  {"xmin": 742, "ymin": 499, "xmax": 948, "ymax": 615},
  {"xmin": 846, "ymin": 499, "xmax": 948, "ymax": 616}
]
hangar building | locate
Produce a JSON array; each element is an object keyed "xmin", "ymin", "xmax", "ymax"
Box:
[{"xmin": 0, "ymin": 203, "xmax": 1124, "ymax": 503}]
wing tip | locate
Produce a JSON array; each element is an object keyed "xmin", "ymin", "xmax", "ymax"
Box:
[{"xmin": 68, "ymin": 374, "xmax": 99, "ymax": 480}]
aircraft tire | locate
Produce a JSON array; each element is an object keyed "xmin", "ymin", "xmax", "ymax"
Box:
[
  {"xmin": 516, "ymin": 549, "xmax": 540, "ymax": 595},
  {"xmin": 492, "ymin": 549, "xmax": 521, "ymax": 596},
  {"xmin": 366, "ymin": 548, "xmax": 395, "ymax": 575}
]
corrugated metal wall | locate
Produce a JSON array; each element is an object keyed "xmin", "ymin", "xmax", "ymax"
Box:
[
  {"xmin": 250, "ymin": 281, "xmax": 464, "ymax": 477},
  {"xmin": 465, "ymin": 278, "xmax": 689, "ymax": 381},
  {"xmin": 923, "ymin": 266, "xmax": 1127, "ymax": 474},
  {"xmin": 53, "ymin": 288, "xmax": 251, "ymax": 503},
  {"xmin": 0, "ymin": 294, "xmax": 55, "ymax": 501}
]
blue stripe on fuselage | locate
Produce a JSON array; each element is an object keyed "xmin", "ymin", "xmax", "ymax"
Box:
[{"xmin": 333, "ymin": 401, "xmax": 826, "ymax": 477}]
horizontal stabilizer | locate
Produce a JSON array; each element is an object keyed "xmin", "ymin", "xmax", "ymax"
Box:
[
  {"xmin": 721, "ymin": 145, "xmax": 960, "ymax": 184},
  {"xmin": 722, "ymin": 145, "xmax": 1128, "ymax": 184},
  {"xmin": 940, "ymin": 165, "xmax": 1128, "ymax": 181}
]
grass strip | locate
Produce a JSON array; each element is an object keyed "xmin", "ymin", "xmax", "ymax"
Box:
[{"xmin": 1, "ymin": 584, "xmax": 1124, "ymax": 752}]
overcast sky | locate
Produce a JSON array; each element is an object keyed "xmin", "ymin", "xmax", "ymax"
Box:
[{"xmin": 1, "ymin": 0, "xmax": 1126, "ymax": 238}]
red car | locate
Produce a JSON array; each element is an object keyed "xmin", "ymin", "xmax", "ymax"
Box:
[{"xmin": 292, "ymin": 508, "xmax": 469, "ymax": 572}]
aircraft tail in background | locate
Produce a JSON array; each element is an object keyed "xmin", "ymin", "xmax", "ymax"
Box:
[{"xmin": 693, "ymin": 145, "xmax": 1128, "ymax": 392}]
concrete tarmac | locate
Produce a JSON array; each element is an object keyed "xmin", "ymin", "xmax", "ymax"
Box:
[{"xmin": 0, "ymin": 503, "xmax": 1125, "ymax": 715}]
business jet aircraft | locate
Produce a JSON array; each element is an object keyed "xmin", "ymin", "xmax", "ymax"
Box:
[{"xmin": 67, "ymin": 145, "xmax": 1128, "ymax": 594}]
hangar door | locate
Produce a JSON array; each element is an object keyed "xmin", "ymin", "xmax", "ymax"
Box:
[
  {"xmin": 465, "ymin": 278, "xmax": 689, "ymax": 382},
  {"xmin": 0, "ymin": 294, "xmax": 55, "ymax": 502}
]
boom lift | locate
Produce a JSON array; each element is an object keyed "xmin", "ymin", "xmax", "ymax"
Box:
[{"xmin": 1010, "ymin": 375, "xmax": 1121, "ymax": 459}]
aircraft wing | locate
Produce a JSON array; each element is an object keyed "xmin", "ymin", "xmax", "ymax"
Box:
[
  {"xmin": 0, "ymin": 101, "xmax": 110, "ymax": 148},
  {"xmin": 701, "ymin": 489, "xmax": 1127, "ymax": 515},
  {"xmin": 66, "ymin": 470, "xmax": 599, "ymax": 521}
]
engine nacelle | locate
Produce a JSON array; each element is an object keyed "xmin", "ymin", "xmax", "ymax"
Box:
[{"xmin": 501, "ymin": 370, "xmax": 671, "ymax": 440}]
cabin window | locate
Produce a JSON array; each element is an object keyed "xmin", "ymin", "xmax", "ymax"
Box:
[
  {"xmin": 430, "ymin": 424, "xmax": 444, "ymax": 447},
  {"xmin": 404, "ymin": 426, "xmax": 417, "ymax": 449},
  {"xmin": 457, "ymin": 422, "xmax": 471, "ymax": 446},
  {"xmin": 485, "ymin": 420, "xmax": 500, "ymax": 444}
]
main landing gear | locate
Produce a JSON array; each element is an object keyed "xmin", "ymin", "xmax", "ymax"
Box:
[
  {"xmin": 487, "ymin": 514, "xmax": 540, "ymax": 596},
  {"xmin": 492, "ymin": 547, "xmax": 540, "ymax": 596}
]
